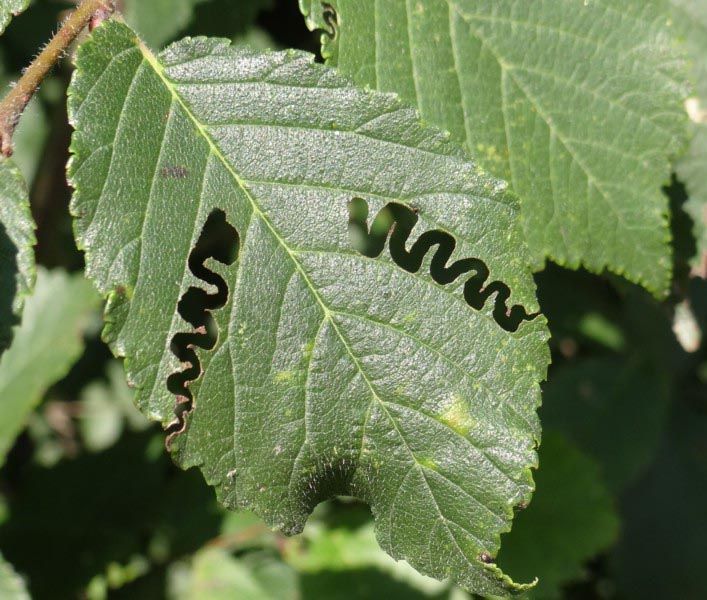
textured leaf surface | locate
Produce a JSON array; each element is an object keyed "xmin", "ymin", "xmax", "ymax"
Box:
[
  {"xmin": 0, "ymin": 0, "xmax": 28, "ymax": 35},
  {"xmin": 0, "ymin": 268, "xmax": 100, "ymax": 465},
  {"xmin": 497, "ymin": 433, "xmax": 619, "ymax": 599},
  {"xmin": 300, "ymin": 0, "xmax": 689, "ymax": 295},
  {"xmin": 0, "ymin": 158, "xmax": 35, "ymax": 355},
  {"xmin": 68, "ymin": 21, "xmax": 549, "ymax": 595}
]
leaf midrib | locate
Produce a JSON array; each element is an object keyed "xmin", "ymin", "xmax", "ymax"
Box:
[{"xmin": 137, "ymin": 40, "xmax": 510, "ymax": 563}]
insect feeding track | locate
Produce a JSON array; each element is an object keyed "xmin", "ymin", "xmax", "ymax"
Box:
[
  {"xmin": 348, "ymin": 198, "xmax": 537, "ymax": 332},
  {"xmin": 166, "ymin": 209, "xmax": 239, "ymax": 446}
]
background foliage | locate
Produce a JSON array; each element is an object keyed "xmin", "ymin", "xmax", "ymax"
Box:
[{"xmin": 0, "ymin": 1, "xmax": 705, "ymax": 599}]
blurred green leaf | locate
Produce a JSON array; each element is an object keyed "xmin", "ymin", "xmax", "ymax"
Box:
[
  {"xmin": 168, "ymin": 548, "xmax": 298, "ymax": 600},
  {"xmin": 0, "ymin": 553, "xmax": 29, "ymax": 600},
  {"xmin": 185, "ymin": 0, "xmax": 274, "ymax": 40},
  {"xmin": 123, "ymin": 0, "xmax": 273, "ymax": 48},
  {"xmin": 497, "ymin": 433, "xmax": 619, "ymax": 599},
  {"xmin": 0, "ymin": 430, "xmax": 223, "ymax": 598},
  {"xmin": 614, "ymin": 402, "xmax": 707, "ymax": 599},
  {"xmin": 299, "ymin": 568, "xmax": 449, "ymax": 600},
  {"xmin": 541, "ymin": 357, "xmax": 670, "ymax": 492},
  {"xmin": 0, "ymin": 268, "xmax": 99, "ymax": 464},
  {"xmin": 286, "ymin": 502, "xmax": 451, "ymax": 597},
  {"xmin": 0, "ymin": 158, "xmax": 35, "ymax": 356},
  {"xmin": 0, "ymin": 0, "xmax": 28, "ymax": 34},
  {"xmin": 78, "ymin": 360, "xmax": 149, "ymax": 452},
  {"xmin": 123, "ymin": 0, "xmax": 209, "ymax": 48},
  {"xmin": 0, "ymin": 56, "xmax": 49, "ymax": 185}
]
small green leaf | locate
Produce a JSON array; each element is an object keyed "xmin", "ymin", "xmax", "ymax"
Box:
[
  {"xmin": 0, "ymin": 0, "xmax": 28, "ymax": 35},
  {"xmin": 0, "ymin": 553, "xmax": 29, "ymax": 600},
  {"xmin": 496, "ymin": 433, "xmax": 619, "ymax": 599},
  {"xmin": 69, "ymin": 21, "xmax": 550, "ymax": 595},
  {"xmin": 301, "ymin": 0, "xmax": 690, "ymax": 296},
  {"xmin": 0, "ymin": 158, "xmax": 35, "ymax": 355},
  {"xmin": 0, "ymin": 268, "xmax": 100, "ymax": 465}
]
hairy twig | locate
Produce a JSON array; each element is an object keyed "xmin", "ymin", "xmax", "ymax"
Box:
[{"xmin": 0, "ymin": 0, "xmax": 115, "ymax": 157}]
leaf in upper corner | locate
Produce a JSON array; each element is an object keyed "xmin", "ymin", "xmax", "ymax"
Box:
[
  {"xmin": 0, "ymin": 0, "xmax": 28, "ymax": 35},
  {"xmin": 68, "ymin": 20, "xmax": 550, "ymax": 596},
  {"xmin": 671, "ymin": 0, "xmax": 707, "ymax": 273},
  {"xmin": 0, "ymin": 158, "xmax": 35, "ymax": 356},
  {"xmin": 496, "ymin": 433, "xmax": 619, "ymax": 599},
  {"xmin": 0, "ymin": 268, "xmax": 100, "ymax": 465},
  {"xmin": 300, "ymin": 0, "xmax": 690, "ymax": 296},
  {"xmin": 0, "ymin": 553, "xmax": 29, "ymax": 600}
]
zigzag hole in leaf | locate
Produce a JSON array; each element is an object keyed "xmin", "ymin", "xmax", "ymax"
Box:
[
  {"xmin": 166, "ymin": 209, "xmax": 239, "ymax": 446},
  {"xmin": 348, "ymin": 198, "xmax": 537, "ymax": 332}
]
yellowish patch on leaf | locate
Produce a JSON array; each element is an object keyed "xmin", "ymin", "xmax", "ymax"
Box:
[{"xmin": 439, "ymin": 394, "xmax": 475, "ymax": 437}]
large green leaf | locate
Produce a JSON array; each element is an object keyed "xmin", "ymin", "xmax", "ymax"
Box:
[
  {"xmin": 0, "ymin": 553, "xmax": 28, "ymax": 600},
  {"xmin": 300, "ymin": 0, "xmax": 689, "ymax": 296},
  {"xmin": 0, "ymin": 0, "xmax": 28, "ymax": 35},
  {"xmin": 68, "ymin": 20, "xmax": 549, "ymax": 595},
  {"xmin": 0, "ymin": 268, "xmax": 100, "ymax": 465},
  {"xmin": 0, "ymin": 158, "xmax": 35, "ymax": 355}
]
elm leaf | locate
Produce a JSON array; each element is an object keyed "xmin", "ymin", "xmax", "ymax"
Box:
[{"xmin": 68, "ymin": 21, "xmax": 549, "ymax": 596}]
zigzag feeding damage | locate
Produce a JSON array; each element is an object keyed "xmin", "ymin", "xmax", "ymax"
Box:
[
  {"xmin": 348, "ymin": 198, "xmax": 537, "ymax": 332},
  {"xmin": 166, "ymin": 209, "xmax": 239, "ymax": 448}
]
